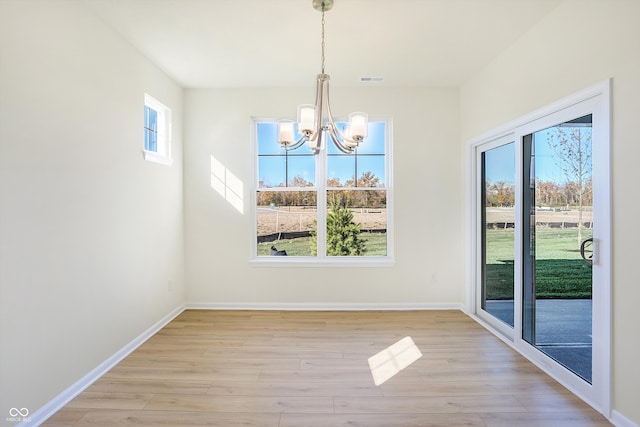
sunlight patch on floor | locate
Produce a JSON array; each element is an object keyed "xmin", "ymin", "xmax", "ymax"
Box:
[{"xmin": 368, "ymin": 336, "xmax": 422, "ymax": 386}]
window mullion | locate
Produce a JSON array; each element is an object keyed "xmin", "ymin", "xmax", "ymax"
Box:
[{"xmin": 316, "ymin": 146, "xmax": 327, "ymax": 258}]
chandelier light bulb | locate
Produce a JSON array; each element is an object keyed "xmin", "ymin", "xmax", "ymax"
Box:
[
  {"xmin": 277, "ymin": 120, "xmax": 295, "ymax": 146},
  {"xmin": 349, "ymin": 112, "xmax": 368, "ymax": 140},
  {"xmin": 297, "ymin": 105, "xmax": 316, "ymax": 135}
]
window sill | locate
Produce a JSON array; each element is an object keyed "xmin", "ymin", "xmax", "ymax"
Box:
[
  {"xmin": 249, "ymin": 257, "xmax": 395, "ymax": 268},
  {"xmin": 143, "ymin": 150, "xmax": 173, "ymax": 166}
]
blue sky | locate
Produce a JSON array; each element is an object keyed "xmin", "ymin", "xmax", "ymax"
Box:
[
  {"xmin": 484, "ymin": 126, "xmax": 592, "ymax": 184},
  {"xmin": 258, "ymin": 121, "xmax": 386, "ymax": 187}
]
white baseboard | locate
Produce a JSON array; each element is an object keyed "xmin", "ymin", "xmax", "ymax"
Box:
[
  {"xmin": 25, "ymin": 304, "xmax": 185, "ymax": 427},
  {"xmin": 185, "ymin": 302, "xmax": 464, "ymax": 311},
  {"xmin": 611, "ymin": 411, "xmax": 640, "ymax": 427}
]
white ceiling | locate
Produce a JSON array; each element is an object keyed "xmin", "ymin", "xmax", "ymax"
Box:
[{"xmin": 84, "ymin": 0, "xmax": 562, "ymax": 89}]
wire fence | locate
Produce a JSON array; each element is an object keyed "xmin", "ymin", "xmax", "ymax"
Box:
[
  {"xmin": 486, "ymin": 222, "xmax": 593, "ymax": 229},
  {"xmin": 256, "ymin": 207, "xmax": 387, "ymax": 242}
]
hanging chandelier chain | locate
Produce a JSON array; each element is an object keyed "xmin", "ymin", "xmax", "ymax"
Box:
[{"xmin": 321, "ymin": 10, "xmax": 326, "ymax": 74}]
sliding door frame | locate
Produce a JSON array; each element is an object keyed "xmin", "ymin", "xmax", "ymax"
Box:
[
  {"xmin": 466, "ymin": 79, "xmax": 611, "ymax": 417},
  {"xmin": 473, "ymin": 133, "xmax": 519, "ymax": 339}
]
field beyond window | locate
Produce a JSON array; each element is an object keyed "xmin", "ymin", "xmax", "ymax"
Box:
[{"xmin": 485, "ymin": 208, "xmax": 593, "ymax": 299}]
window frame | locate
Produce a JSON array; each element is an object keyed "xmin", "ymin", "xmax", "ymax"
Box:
[
  {"xmin": 143, "ymin": 93, "xmax": 173, "ymax": 166},
  {"xmin": 250, "ymin": 117, "xmax": 394, "ymax": 267}
]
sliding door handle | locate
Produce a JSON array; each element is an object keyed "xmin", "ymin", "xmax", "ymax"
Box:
[{"xmin": 580, "ymin": 238, "xmax": 594, "ymax": 265}]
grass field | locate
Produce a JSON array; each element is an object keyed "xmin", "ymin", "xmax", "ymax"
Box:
[
  {"xmin": 257, "ymin": 232, "xmax": 387, "ymax": 257},
  {"xmin": 485, "ymin": 227, "xmax": 593, "ymax": 299},
  {"xmin": 257, "ymin": 227, "xmax": 591, "ymax": 299}
]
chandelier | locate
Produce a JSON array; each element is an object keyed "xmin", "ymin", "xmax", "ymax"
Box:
[{"xmin": 277, "ymin": 0, "xmax": 368, "ymax": 154}]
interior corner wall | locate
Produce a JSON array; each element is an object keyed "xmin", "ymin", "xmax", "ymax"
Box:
[
  {"xmin": 459, "ymin": 0, "xmax": 640, "ymax": 424},
  {"xmin": 183, "ymin": 86, "xmax": 464, "ymax": 306},
  {"xmin": 0, "ymin": 0, "xmax": 185, "ymax": 418}
]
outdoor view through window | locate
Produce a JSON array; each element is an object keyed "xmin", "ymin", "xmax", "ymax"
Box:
[{"xmin": 255, "ymin": 120, "xmax": 389, "ymax": 258}]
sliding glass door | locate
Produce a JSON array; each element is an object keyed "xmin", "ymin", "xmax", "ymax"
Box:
[
  {"xmin": 471, "ymin": 82, "xmax": 611, "ymax": 415},
  {"xmin": 480, "ymin": 141, "xmax": 515, "ymax": 331},
  {"xmin": 522, "ymin": 115, "xmax": 593, "ymax": 383}
]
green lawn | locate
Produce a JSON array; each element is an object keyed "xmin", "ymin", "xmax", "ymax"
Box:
[
  {"xmin": 485, "ymin": 227, "xmax": 592, "ymax": 299},
  {"xmin": 258, "ymin": 227, "xmax": 591, "ymax": 299},
  {"xmin": 258, "ymin": 232, "xmax": 387, "ymax": 257}
]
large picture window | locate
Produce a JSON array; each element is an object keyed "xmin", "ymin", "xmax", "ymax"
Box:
[{"xmin": 252, "ymin": 119, "xmax": 392, "ymax": 264}]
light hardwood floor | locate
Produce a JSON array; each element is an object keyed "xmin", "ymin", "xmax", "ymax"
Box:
[{"xmin": 44, "ymin": 310, "xmax": 612, "ymax": 426}]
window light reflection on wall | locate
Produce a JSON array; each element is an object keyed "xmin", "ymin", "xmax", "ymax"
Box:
[{"xmin": 210, "ymin": 155, "xmax": 244, "ymax": 214}]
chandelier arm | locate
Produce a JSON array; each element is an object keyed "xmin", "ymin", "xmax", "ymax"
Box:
[
  {"xmin": 314, "ymin": 75, "xmax": 325, "ymax": 140},
  {"xmin": 313, "ymin": 74, "xmax": 323, "ymax": 113},
  {"xmin": 318, "ymin": 74, "xmax": 352, "ymax": 153},
  {"xmin": 323, "ymin": 78, "xmax": 361, "ymax": 147},
  {"xmin": 327, "ymin": 125, "xmax": 354, "ymax": 154},
  {"xmin": 284, "ymin": 134, "xmax": 309, "ymax": 151},
  {"xmin": 306, "ymin": 74, "xmax": 325, "ymax": 153}
]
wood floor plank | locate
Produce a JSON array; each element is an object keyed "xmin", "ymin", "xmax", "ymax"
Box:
[
  {"xmin": 380, "ymin": 377, "xmax": 569, "ymax": 397},
  {"xmin": 144, "ymin": 394, "xmax": 334, "ymax": 414},
  {"xmin": 65, "ymin": 392, "xmax": 154, "ymax": 410},
  {"xmin": 513, "ymin": 391, "xmax": 601, "ymax": 413},
  {"xmin": 333, "ymin": 395, "xmax": 527, "ymax": 414},
  {"xmin": 87, "ymin": 378, "xmax": 213, "ymax": 395},
  {"xmin": 42, "ymin": 310, "xmax": 612, "ymax": 426},
  {"xmin": 280, "ymin": 412, "xmax": 488, "ymax": 427},
  {"xmin": 103, "ymin": 365, "xmax": 261, "ymax": 382},
  {"xmin": 258, "ymin": 368, "xmax": 374, "ymax": 384},
  {"xmin": 206, "ymin": 381, "xmax": 383, "ymax": 397},
  {"xmin": 42, "ymin": 409, "xmax": 90, "ymax": 427},
  {"xmin": 481, "ymin": 412, "xmax": 614, "ymax": 427},
  {"xmin": 71, "ymin": 410, "xmax": 280, "ymax": 426},
  {"xmin": 121, "ymin": 355, "xmax": 301, "ymax": 370},
  {"xmin": 418, "ymin": 366, "xmax": 545, "ymax": 382},
  {"xmin": 299, "ymin": 357, "xmax": 378, "ymax": 370},
  {"xmin": 202, "ymin": 347, "xmax": 344, "ymax": 360}
]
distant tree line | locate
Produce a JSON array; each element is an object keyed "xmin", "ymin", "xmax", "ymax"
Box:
[
  {"xmin": 485, "ymin": 178, "xmax": 593, "ymax": 208},
  {"xmin": 257, "ymin": 171, "xmax": 386, "ymax": 209}
]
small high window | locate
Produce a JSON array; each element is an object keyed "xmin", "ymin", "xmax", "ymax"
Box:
[{"xmin": 143, "ymin": 94, "xmax": 172, "ymax": 166}]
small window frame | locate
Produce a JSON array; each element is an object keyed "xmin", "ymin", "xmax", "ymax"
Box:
[{"xmin": 143, "ymin": 93, "xmax": 173, "ymax": 166}]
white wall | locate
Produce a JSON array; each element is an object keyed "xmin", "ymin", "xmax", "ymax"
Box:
[
  {"xmin": 184, "ymin": 87, "xmax": 464, "ymax": 306},
  {"xmin": 460, "ymin": 0, "xmax": 640, "ymax": 424},
  {"xmin": 0, "ymin": 0, "xmax": 185, "ymax": 418}
]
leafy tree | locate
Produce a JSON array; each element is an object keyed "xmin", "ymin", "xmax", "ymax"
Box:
[
  {"xmin": 547, "ymin": 124, "xmax": 592, "ymax": 243},
  {"xmin": 327, "ymin": 177, "xmax": 342, "ymax": 187},
  {"xmin": 536, "ymin": 180, "xmax": 562, "ymax": 206},
  {"xmin": 356, "ymin": 171, "xmax": 381, "ymax": 208},
  {"xmin": 357, "ymin": 171, "xmax": 380, "ymax": 188},
  {"xmin": 290, "ymin": 175, "xmax": 313, "ymax": 188},
  {"xmin": 326, "ymin": 204, "xmax": 367, "ymax": 256},
  {"xmin": 310, "ymin": 204, "xmax": 366, "ymax": 256},
  {"xmin": 485, "ymin": 180, "xmax": 515, "ymax": 207}
]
